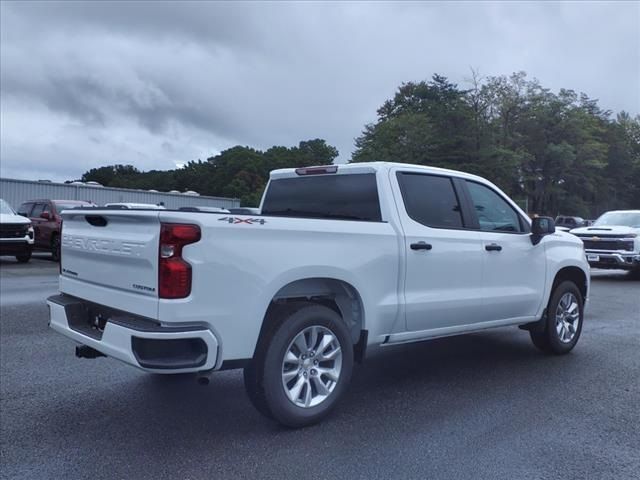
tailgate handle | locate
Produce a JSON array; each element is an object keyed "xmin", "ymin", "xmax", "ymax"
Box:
[{"xmin": 85, "ymin": 215, "xmax": 108, "ymax": 227}]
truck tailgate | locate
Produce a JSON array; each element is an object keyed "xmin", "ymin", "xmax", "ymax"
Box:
[{"xmin": 59, "ymin": 210, "xmax": 161, "ymax": 319}]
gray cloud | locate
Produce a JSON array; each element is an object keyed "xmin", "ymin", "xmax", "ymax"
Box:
[{"xmin": 1, "ymin": 1, "xmax": 638, "ymax": 182}]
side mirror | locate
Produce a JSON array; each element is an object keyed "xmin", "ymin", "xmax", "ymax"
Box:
[
  {"xmin": 40, "ymin": 211, "xmax": 51, "ymax": 220},
  {"xmin": 531, "ymin": 216, "xmax": 555, "ymax": 245}
]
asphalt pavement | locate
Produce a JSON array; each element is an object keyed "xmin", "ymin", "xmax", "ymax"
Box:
[{"xmin": 1, "ymin": 259, "xmax": 639, "ymax": 480}]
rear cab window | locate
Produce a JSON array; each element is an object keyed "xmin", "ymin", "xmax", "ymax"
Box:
[{"xmin": 262, "ymin": 173, "xmax": 382, "ymax": 222}]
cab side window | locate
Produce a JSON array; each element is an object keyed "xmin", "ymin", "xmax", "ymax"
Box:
[
  {"xmin": 396, "ymin": 172, "xmax": 464, "ymax": 229},
  {"xmin": 465, "ymin": 181, "xmax": 523, "ymax": 233}
]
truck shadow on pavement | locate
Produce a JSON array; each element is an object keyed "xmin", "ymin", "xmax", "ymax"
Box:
[
  {"xmin": 590, "ymin": 270, "xmax": 640, "ymax": 282},
  {"xmin": 41, "ymin": 329, "xmax": 578, "ymax": 445}
]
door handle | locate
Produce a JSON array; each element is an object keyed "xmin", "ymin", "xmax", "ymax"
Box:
[
  {"xmin": 485, "ymin": 243, "xmax": 502, "ymax": 252},
  {"xmin": 410, "ymin": 242, "xmax": 432, "ymax": 251}
]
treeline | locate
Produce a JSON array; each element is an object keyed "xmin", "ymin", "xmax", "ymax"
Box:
[
  {"xmin": 80, "ymin": 72, "xmax": 639, "ymax": 215},
  {"xmin": 81, "ymin": 139, "xmax": 338, "ymax": 206},
  {"xmin": 353, "ymin": 72, "xmax": 640, "ymax": 216}
]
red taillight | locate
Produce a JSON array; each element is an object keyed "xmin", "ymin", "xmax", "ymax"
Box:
[{"xmin": 159, "ymin": 223, "xmax": 201, "ymax": 299}]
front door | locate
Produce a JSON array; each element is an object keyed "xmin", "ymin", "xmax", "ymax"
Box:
[{"xmin": 463, "ymin": 180, "xmax": 546, "ymax": 322}]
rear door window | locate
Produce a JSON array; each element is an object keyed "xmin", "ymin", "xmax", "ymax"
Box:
[
  {"xmin": 396, "ymin": 172, "xmax": 464, "ymax": 229},
  {"xmin": 262, "ymin": 173, "xmax": 382, "ymax": 221}
]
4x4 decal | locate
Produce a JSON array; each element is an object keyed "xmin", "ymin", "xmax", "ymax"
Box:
[{"xmin": 218, "ymin": 217, "xmax": 266, "ymax": 225}]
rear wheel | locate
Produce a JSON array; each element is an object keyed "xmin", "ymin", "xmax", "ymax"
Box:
[
  {"xmin": 244, "ymin": 303, "xmax": 354, "ymax": 427},
  {"xmin": 530, "ymin": 280, "xmax": 583, "ymax": 354},
  {"xmin": 51, "ymin": 234, "xmax": 60, "ymax": 262}
]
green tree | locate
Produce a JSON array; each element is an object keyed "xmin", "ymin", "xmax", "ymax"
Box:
[
  {"xmin": 352, "ymin": 71, "xmax": 634, "ymax": 217},
  {"xmin": 77, "ymin": 140, "xmax": 338, "ymax": 206}
]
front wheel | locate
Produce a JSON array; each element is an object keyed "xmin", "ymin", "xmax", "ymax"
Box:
[
  {"xmin": 530, "ymin": 280, "xmax": 584, "ymax": 354},
  {"xmin": 244, "ymin": 303, "xmax": 354, "ymax": 427},
  {"xmin": 15, "ymin": 248, "xmax": 32, "ymax": 263}
]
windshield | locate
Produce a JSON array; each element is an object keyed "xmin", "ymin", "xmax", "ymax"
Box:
[
  {"xmin": 594, "ymin": 211, "xmax": 640, "ymax": 228},
  {"xmin": 0, "ymin": 199, "xmax": 16, "ymax": 215}
]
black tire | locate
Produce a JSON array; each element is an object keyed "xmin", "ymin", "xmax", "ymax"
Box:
[
  {"xmin": 243, "ymin": 303, "xmax": 302, "ymax": 420},
  {"xmin": 530, "ymin": 280, "xmax": 584, "ymax": 355},
  {"xmin": 51, "ymin": 234, "xmax": 60, "ymax": 262},
  {"xmin": 244, "ymin": 302, "xmax": 354, "ymax": 427},
  {"xmin": 15, "ymin": 248, "xmax": 32, "ymax": 263},
  {"xmin": 243, "ymin": 360, "xmax": 274, "ymax": 420}
]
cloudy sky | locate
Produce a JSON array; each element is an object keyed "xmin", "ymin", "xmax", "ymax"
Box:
[{"xmin": 1, "ymin": 1, "xmax": 638, "ymax": 182}]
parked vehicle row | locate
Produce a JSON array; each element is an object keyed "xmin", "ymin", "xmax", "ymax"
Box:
[
  {"xmin": 0, "ymin": 200, "xmax": 247, "ymax": 262},
  {"xmin": 48, "ymin": 162, "xmax": 590, "ymax": 427}
]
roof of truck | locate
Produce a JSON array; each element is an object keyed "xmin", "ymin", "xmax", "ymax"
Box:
[{"xmin": 270, "ymin": 162, "xmax": 487, "ymax": 183}]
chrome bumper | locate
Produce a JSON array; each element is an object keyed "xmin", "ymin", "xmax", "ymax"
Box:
[{"xmin": 585, "ymin": 251, "xmax": 640, "ymax": 269}]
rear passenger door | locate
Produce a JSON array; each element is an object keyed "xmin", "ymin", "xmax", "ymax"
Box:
[{"xmin": 392, "ymin": 168, "xmax": 485, "ymax": 333}]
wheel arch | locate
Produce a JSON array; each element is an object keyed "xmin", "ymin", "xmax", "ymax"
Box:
[
  {"xmin": 521, "ymin": 264, "xmax": 588, "ymax": 334},
  {"xmin": 254, "ymin": 277, "xmax": 367, "ymax": 361},
  {"xmin": 551, "ymin": 266, "xmax": 588, "ymax": 302}
]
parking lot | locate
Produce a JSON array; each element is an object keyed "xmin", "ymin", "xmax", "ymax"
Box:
[{"xmin": 1, "ymin": 258, "xmax": 639, "ymax": 480}]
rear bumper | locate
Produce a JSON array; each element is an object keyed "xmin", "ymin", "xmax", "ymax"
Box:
[
  {"xmin": 585, "ymin": 251, "xmax": 640, "ymax": 270},
  {"xmin": 47, "ymin": 294, "xmax": 219, "ymax": 373}
]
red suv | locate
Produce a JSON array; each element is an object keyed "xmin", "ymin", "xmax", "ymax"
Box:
[{"xmin": 17, "ymin": 200, "xmax": 93, "ymax": 261}]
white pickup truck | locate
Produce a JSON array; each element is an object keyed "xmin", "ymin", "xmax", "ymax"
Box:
[
  {"xmin": 570, "ymin": 210, "xmax": 640, "ymax": 274},
  {"xmin": 48, "ymin": 162, "xmax": 589, "ymax": 427}
]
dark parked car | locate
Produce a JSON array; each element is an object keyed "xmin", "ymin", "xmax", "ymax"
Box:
[
  {"xmin": 555, "ymin": 216, "xmax": 586, "ymax": 229},
  {"xmin": 17, "ymin": 200, "xmax": 92, "ymax": 261}
]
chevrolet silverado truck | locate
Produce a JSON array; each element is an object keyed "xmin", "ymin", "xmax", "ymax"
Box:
[
  {"xmin": 570, "ymin": 210, "xmax": 640, "ymax": 273},
  {"xmin": 48, "ymin": 162, "xmax": 589, "ymax": 427},
  {"xmin": 0, "ymin": 198, "xmax": 35, "ymax": 263}
]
